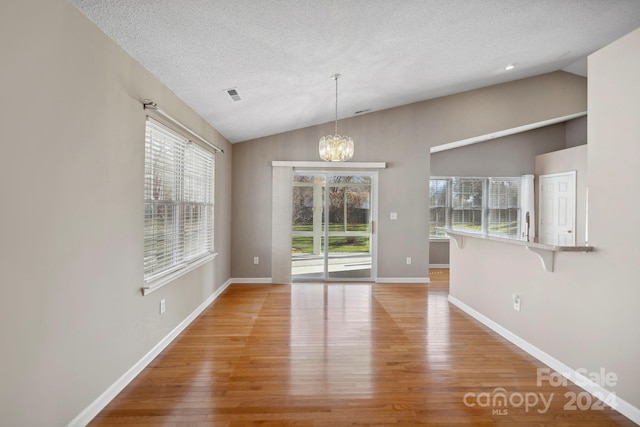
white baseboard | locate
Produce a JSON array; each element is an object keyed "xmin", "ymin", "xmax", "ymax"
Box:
[
  {"xmin": 230, "ymin": 277, "xmax": 273, "ymax": 284},
  {"xmin": 375, "ymin": 277, "xmax": 430, "ymax": 284},
  {"xmin": 429, "ymin": 264, "xmax": 450, "ymax": 269},
  {"xmin": 231, "ymin": 278, "xmax": 433, "ymax": 285},
  {"xmin": 447, "ymin": 295, "xmax": 640, "ymax": 426},
  {"xmin": 68, "ymin": 279, "xmax": 233, "ymax": 427}
]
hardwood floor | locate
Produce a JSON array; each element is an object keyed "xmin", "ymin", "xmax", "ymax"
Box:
[{"xmin": 91, "ymin": 271, "xmax": 634, "ymax": 426}]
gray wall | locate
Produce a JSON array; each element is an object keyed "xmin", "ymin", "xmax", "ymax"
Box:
[
  {"xmin": 0, "ymin": 0, "xmax": 592, "ymax": 424},
  {"xmin": 431, "ymin": 124, "xmax": 567, "ymax": 177},
  {"xmin": 429, "ymin": 123, "xmax": 569, "ymax": 265},
  {"xmin": 428, "ymin": 241, "xmax": 451, "ymax": 266},
  {"xmin": 232, "ymin": 72, "xmax": 587, "ymax": 280},
  {"xmin": 565, "ymin": 115, "xmax": 588, "ymax": 148},
  {"xmin": 449, "ymin": 28, "xmax": 640, "ymax": 412},
  {"xmin": 0, "ymin": 0, "xmax": 232, "ymax": 425}
]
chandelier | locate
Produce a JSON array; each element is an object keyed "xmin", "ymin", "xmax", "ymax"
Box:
[{"xmin": 319, "ymin": 74, "xmax": 354, "ymax": 161}]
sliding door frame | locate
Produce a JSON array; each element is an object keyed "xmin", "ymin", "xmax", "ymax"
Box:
[
  {"xmin": 293, "ymin": 170, "xmax": 379, "ymax": 282},
  {"xmin": 271, "ymin": 161, "xmax": 385, "ymax": 284}
]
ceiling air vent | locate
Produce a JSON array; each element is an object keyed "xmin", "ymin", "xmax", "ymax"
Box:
[{"xmin": 224, "ymin": 88, "xmax": 242, "ymax": 102}]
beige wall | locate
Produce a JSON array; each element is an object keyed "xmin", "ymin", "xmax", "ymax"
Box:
[
  {"xmin": 449, "ymin": 27, "xmax": 640, "ymax": 412},
  {"xmin": 232, "ymin": 72, "xmax": 587, "ymax": 280},
  {"xmin": 0, "ymin": 0, "xmax": 232, "ymax": 425}
]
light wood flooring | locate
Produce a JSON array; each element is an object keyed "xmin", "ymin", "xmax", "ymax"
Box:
[{"xmin": 90, "ymin": 270, "xmax": 634, "ymax": 426}]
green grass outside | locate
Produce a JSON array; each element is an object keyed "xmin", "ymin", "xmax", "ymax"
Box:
[
  {"xmin": 453, "ymin": 224, "xmax": 482, "ymax": 231},
  {"xmin": 489, "ymin": 221, "xmax": 518, "ymax": 234},
  {"xmin": 292, "ymin": 230, "xmax": 370, "ymax": 254},
  {"xmin": 292, "ymin": 223, "xmax": 369, "ymax": 232},
  {"xmin": 292, "ymin": 223, "xmax": 370, "ymax": 254}
]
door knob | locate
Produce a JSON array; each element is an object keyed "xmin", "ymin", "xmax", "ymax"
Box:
[{"xmin": 567, "ymin": 230, "xmax": 572, "ymax": 233}]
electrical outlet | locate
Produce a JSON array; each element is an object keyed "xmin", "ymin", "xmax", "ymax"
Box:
[
  {"xmin": 253, "ymin": 257, "xmax": 259, "ymax": 265},
  {"xmin": 406, "ymin": 257, "xmax": 412, "ymax": 265},
  {"xmin": 512, "ymin": 294, "xmax": 521, "ymax": 312},
  {"xmin": 160, "ymin": 299, "xmax": 166, "ymax": 315}
]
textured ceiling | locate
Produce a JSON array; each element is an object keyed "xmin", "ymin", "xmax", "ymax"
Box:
[{"xmin": 69, "ymin": 0, "xmax": 640, "ymax": 143}]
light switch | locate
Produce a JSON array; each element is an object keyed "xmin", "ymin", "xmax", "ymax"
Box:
[{"xmin": 390, "ymin": 212, "xmax": 398, "ymax": 220}]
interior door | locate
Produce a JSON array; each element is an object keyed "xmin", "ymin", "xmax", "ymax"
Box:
[
  {"xmin": 291, "ymin": 172, "xmax": 376, "ymax": 281},
  {"xmin": 539, "ymin": 171, "xmax": 576, "ymax": 246}
]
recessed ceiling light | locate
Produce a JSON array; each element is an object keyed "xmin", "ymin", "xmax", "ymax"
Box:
[{"xmin": 504, "ymin": 64, "xmax": 515, "ymax": 71}]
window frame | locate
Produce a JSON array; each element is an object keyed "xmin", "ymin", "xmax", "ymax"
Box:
[
  {"xmin": 487, "ymin": 177, "xmax": 521, "ymax": 237},
  {"xmin": 429, "ymin": 178, "xmax": 450, "ymax": 239},
  {"xmin": 429, "ymin": 176, "xmax": 522, "ymax": 240},
  {"xmin": 450, "ymin": 177, "xmax": 486, "ymax": 234},
  {"xmin": 143, "ymin": 117, "xmax": 216, "ymax": 294}
]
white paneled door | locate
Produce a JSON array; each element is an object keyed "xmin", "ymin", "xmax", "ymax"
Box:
[{"xmin": 539, "ymin": 171, "xmax": 576, "ymax": 246}]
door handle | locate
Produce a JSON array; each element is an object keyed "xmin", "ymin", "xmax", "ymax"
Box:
[
  {"xmin": 567, "ymin": 230, "xmax": 572, "ymax": 233},
  {"xmin": 371, "ymin": 220, "xmax": 375, "ymax": 234}
]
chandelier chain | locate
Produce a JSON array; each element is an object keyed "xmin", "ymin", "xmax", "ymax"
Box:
[{"xmin": 334, "ymin": 74, "xmax": 339, "ymax": 135}]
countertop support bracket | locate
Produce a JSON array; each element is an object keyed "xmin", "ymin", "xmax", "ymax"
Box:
[
  {"xmin": 449, "ymin": 233, "xmax": 464, "ymax": 249},
  {"xmin": 525, "ymin": 246, "xmax": 554, "ymax": 272}
]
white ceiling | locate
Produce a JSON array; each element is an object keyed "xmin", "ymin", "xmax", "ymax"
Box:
[{"xmin": 68, "ymin": 0, "xmax": 640, "ymax": 143}]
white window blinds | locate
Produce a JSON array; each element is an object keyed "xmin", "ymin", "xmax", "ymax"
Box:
[
  {"xmin": 429, "ymin": 179, "xmax": 449, "ymax": 237},
  {"xmin": 429, "ymin": 176, "xmax": 523, "ymax": 239},
  {"xmin": 451, "ymin": 178, "xmax": 484, "ymax": 232},
  {"xmin": 488, "ymin": 178, "xmax": 521, "ymax": 236},
  {"xmin": 144, "ymin": 118, "xmax": 214, "ymax": 282}
]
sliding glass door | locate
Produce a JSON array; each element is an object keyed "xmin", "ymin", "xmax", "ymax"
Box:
[
  {"xmin": 291, "ymin": 174, "xmax": 325, "ymax": 281},
  {"xmin": 291, "ymin": 172, "xmax": 376, "ymax": 281}
]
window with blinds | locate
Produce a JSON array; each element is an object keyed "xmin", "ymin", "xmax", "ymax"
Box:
[
  {"xmin": 488, "ymin": 178, "xmax": 520, "ymax": 237},
  {"xmin": 144, "ymin": 118, "xmax": 214, "ymax": 282},
  {"xmin": 429, "ymin": 176, "xmax": 522, "ymax": 239},
  {"xmin": 429, "ymin": 179, "xmax": 449, "ymax": 238},
  {"xmin": 451, "ymin": 178, "xmax": 484, "ymax": 232}
]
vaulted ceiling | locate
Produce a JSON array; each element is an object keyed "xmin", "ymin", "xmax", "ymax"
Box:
[{"xmin": 69, "ymin": 0, "xmax": 640, "ymax": 143}]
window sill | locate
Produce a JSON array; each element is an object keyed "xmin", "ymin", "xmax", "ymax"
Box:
[{"xmin": 142, "ymin": 253, "xmax": 218, "ymax": 296}]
